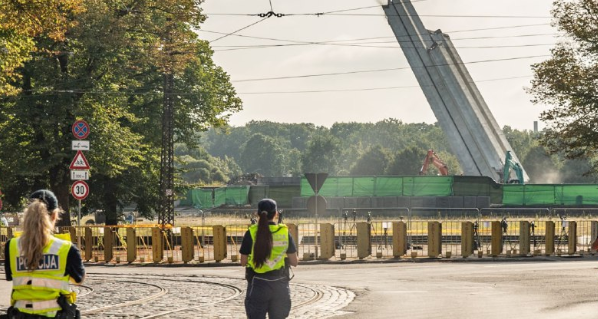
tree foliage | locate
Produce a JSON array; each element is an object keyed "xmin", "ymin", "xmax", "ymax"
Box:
[
  {"xmin": 528, "ymin": 0, "xmax": 598, "ymax": 173},
  {"xmin": 0, "ymin": 0, "xmax": 84, "ymax": 95},
  {"xmin": 350, "ymin": 145, "xmax": 390, "ymax": 176},
  {"xmin": 0, "ymin": 1, "xmax": 242, "ymax": 225}
]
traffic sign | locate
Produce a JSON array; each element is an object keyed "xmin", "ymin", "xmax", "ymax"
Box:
[
  {"xmin": 71, "ymin": 140, "xmax": 90, "ymax": 151},
  {"xmin": 71, "ymin": 170, "xmax": 90, "ymax": 180},
  {"xmin": 72, "ymin": 120, "xmax": 90, "ymax": 140},
  {"xmin": 71, "ymin": 181, "xmax": 89, "ymax": 200},
  {"xmin": 305, "ymin": 173, "xmax": 329, "ymax": 194},
  {"xmin": 69, "ymin": 150, "xmax": 90, "ymax": 170},
  {"xmin": 307, "ymin": 195, "xmax": 327, "ymax": 215}
]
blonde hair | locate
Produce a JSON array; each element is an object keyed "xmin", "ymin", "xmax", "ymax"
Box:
[{"xmin": 20, "ymin": 200, "xmax": 57, "ymax": 270}]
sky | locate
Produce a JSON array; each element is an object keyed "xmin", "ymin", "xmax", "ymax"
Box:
[{"xmin": 198, "ymin": 0, "xmax": 560, "ymax": 131}]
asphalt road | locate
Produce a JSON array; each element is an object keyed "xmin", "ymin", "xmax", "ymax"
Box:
[{"xmin": 1, "ymin": 258, "xmax": 597, "ymax": 318}]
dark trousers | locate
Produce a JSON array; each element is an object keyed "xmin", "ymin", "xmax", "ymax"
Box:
[{"xmin": 245, "ymin": 275, "xmax": 291, "ymax": 319}]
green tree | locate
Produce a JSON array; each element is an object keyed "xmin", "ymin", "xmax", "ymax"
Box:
[
  {"xmin": 528, "ymin": 0, "xmax": 598, "ymax": 175},
  {"xmin": 0, "ymin": 0, "xmax": 84, "ymax": 95},
  {"xmin": 301, "ymin": 133, "xmax": 341, "ymax": 175},
  {"xmin": 387, "ymin": 146, "xmax": 426, "ymax": 175},
  {"xmin": 240, "ymin": 134, "xmax": 284, "ymax": 177},
  {"xmin": 0, "ymin": 0, "xmax": 242, "ymax": 224},
  {"xmin": 350, "ymin": 145, "xmax": 391, "ymax": 176}
]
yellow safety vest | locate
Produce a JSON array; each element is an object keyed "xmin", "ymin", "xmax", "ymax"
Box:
[
  {"xmin": 9, "ymin": 236, "xmax": 73, "ymax": 317},
  {"xmin": 248, "ymin": 224, "xmax": 289, "ymax": 273}
]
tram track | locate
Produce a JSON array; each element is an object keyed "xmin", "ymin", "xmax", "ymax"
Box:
[
  {"xmin": 291, "ymin": 283, "xmax": 325, "ymax": 309},
  {"xmin": 83, "ymin": 273, "xmax": 245, "ymax": 318},
  {"xmin": 79, "ymin": 280, "xmax": 168, "ymax": 316},
  {"xmin": 0, "ymin": 271, "xmax": 353, "ymax": 318}
]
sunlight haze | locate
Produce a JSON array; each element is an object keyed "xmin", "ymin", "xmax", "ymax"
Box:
[{"xmin": 200, "ymin": 0, "xmax": 559, "ymax": 130}]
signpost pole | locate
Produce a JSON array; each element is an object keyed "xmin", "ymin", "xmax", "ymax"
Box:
[
  {"xmin": 78, "ymin": 200, "xmax": 82, "ymax": 249},
  {"xmin": 315, "ymin": 175, "xmax": 319, "ymax": 259}
]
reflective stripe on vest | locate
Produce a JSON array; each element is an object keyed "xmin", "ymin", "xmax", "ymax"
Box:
[
  {"xmin": 12, "ymin": 277, "xmax": 70, "ymax": 291},
  {"xmin": 10, "ymin": 236, "xmax": 72, "ymax": 315},
  {"xmin": 14, "ymin": 299, "xmax": 61, "ymax": 313},
  {"xmin": 248, "ymin": 224, "xmax": 289, "ymax": 273}
]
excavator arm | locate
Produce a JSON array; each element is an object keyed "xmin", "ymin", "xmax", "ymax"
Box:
[
  {"xmin": 503, "ymin": 151, "xmax": 524, "ymax": 184},
  {"xmin": 420, "ymin": 149, "xmax": 449, "ymax": 176}
]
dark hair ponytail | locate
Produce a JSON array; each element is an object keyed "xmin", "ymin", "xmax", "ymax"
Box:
[{"xmin": 253, "ymin": 199, "xmax": 277, "ymax": 268}]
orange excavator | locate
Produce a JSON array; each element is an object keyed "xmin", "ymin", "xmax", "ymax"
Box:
[{"xmin": 419, "ymin": 149, "xmax": 449, "ymax": 176}]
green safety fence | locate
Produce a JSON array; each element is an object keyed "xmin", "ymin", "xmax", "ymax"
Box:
[
  {"xmin": 301, "ymin": 176, "xmax": 453, "ymax": 197},
  {"xmin": 503, "ymin": 184, "xmax": 598, "ymax": 206},
  {"xmin": 214, "ymin": 186, "xmax": 250, "ymax": 206},
  {"xmin": 189, "ymin": 188, "xmax": 215, "ymax": 208}
]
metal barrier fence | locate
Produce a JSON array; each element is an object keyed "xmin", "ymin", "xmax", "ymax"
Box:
[{"xmin": 1, "ymin": 208, "xmax": 597, "ymax": 264}]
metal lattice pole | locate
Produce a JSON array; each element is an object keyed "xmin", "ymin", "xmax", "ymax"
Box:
[{"xmin": 159, "ymin": 72, "xmax": 175, "ymax": 226}]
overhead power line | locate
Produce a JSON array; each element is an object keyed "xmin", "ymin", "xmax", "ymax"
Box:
[
  {"xmin": 232, "ymin": 55, "xmax": 550, "ymax": 83},
  {"xmin": 212, "ymin": 41, "xmax": 555, "ymax": 52},
  {"xmin": 209, "ymin": 17, "xmax": 269, "ymax": 43},
  {"xmin": 16, "ymin": 75, "xmax": 532, "ymax": 97},
  {"xmin": 206, "ymin": 12, "xmax": 552, "ymax": 19},
  {"xmin": 238, "ymin": 75, "xmax": 533, "ymax": 95}
]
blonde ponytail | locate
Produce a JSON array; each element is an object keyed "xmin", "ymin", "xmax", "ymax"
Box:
[{"xmin": 20, "ymin": 200, "xmax": 55, "ymax": 270}]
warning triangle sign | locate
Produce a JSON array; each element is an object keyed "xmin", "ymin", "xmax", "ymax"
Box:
[
  {"xmin": 304, "ymin": 173, "xmax": 328, "ymax": 194},
  {"xmin": 69, "ymin": 150, "xmax": 90, "ymax": 170}
]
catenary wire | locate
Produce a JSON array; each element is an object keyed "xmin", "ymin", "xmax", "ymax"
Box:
[
  {"xmin": 208, "ymin": 17, "xmax": 269, "ymax": 43},
  {"xmin": 14, "ymin": 75, "xmax": 533, "ymax": 97},
  {"xmin": 213, "ymin": 42, "xmax": 556, "ymax": 52},
  {"xmin": 232, "ymin": 54, "xmax": 549, "ymax": 83}
]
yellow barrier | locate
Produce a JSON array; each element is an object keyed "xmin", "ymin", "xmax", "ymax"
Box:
[{"xmin": 2, "ymin": 219, "xmax": 594, "ymax": 265}]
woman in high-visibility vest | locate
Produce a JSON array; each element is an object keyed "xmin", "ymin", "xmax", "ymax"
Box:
[
  {"xmin": 4, "ymin": 189, "xmax": 85, "ymax": 318},
  {"xmin": 240, "ymin": 198, "xmax": 298, "ymax": 319}
]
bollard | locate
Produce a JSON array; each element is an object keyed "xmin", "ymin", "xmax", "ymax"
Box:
[
  {"xmin": 181, "ymin": 227, "xmax": 194, "ymax": 264},
  {"xmin": 568, "ymin": 221, "xmax": 577, "ymax": 255},
  {"xmin": 545, "ymin": 221, "xmax": 555, "ymax": 256},
  {"xmin": 356, "ymin": 222, "xmax": 371, "ymax": 259},
  {"xmin": 213, "ymin": 225, "xmax": 227, "ymax": 262},
  {"xmin": 428, "ymin": 221, "xmax": 442, "ymax": 258},
  {"xmin": 68, "ymin": 227, "xmax": 77, "ymax": 244},
  {"xmin": 152, "ymin": 227, "xmax": 163, "ymax": 263},
  {"xmin": 104, "ymin": 227, "xmax": 113, "ymax": 263},
  {"xmin": 126, "ymin": 228, "xmax": 137, "ymax": 263},
  {"xmin": 491, "ymin": 221, "xmax": 502, "ymax": 257},
  {"xmin": 392, "ymin": 221, "xmax": 407, "ymax": 258},
  {"xmin": 84, "ymin": 227, "xmax": 92, "ymax": 261},
  {"xmin": 519, "ymin": 221, "xmax": 530, "ymax": 256},
  {"xmin": 287, "ymin": 223, "xmax": 299, "ymax": 251},
  {"xmin": 461, "ymin": 221, "xmax": 474, "ymax": 258},
  {"xmin": 319, "ymin": 223, "xmax": 335, "ymax": 260}
]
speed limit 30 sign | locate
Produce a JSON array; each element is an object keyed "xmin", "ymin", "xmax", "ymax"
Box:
[{"xmin": 71, "ymin": 181, "xmax": 89, "ymax": 200}]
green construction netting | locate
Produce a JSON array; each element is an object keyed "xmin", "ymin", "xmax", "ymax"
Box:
[
  {"xmin": 214, "ymin": 186, "xmax": 249, "ymax": 206},
  {"xmin": 178, "ymin": 189, "xmax": 194, "ymax": 206},
  {"xmin": 268, "ymin": 185, "xmax": 300, "ymax": 208},
  {"xmin": 374, "ymin": 177, "xmax": 404, "ymax": 196},
  {"xmin": 248, "ymin": 186, "xmax": 268, "ymax": 207},
  {"xmin": 301, "ymin": 176, "xmax": 453, "ymax": 197},
  {"xmin": 557, "ymin": 185, "xmax": 598, "ymax": 205},
  {"xmin": 187, "ymin": 188, "xmax": 214, "ymax": 208},
  {"xmin": 503, "ymin": 184, "xmax": 598, "ymax": 206},
  {"xmin": 402, "ymin": 176, "xmax": 453, "ymax": 196}
]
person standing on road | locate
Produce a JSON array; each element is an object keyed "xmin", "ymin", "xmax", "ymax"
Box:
[
  {"xmin": 240, "ymin": 198, "xmax": 298, "ymax": 319},
  {"xmin": 3, "ymin": 189, "xmax": 85, "ymax": 319}
]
